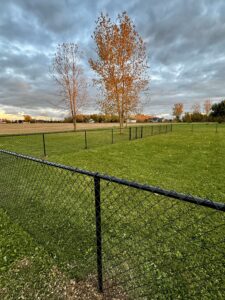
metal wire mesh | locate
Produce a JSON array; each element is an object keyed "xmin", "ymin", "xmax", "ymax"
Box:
[
  {"xmin": 0, "ymin": 149, "xmax": 224, "ymax": 299},
  {"xmin": 174, "ymin": 122, "xmax": 225, "ymax": 134},
  {"xmin": 0, "ymin": 133, "xmax": 44, "ymax": 156},
  {"xmin": 100, "ymin": 180, "xmax": 225, "ymax": 299},
  {"xmin": 0, "ymin": 151, "xmax": 97, "ymax": 279}
]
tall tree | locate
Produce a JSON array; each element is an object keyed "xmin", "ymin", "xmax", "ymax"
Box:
[
  {"xmin": 89, "ymin": 12, "xmax": 149, "ymax": 129},
  {"xmin": 51, "ymin": 43, "xmax": 87, "ymax": 131},
  {"xmin": 204, "ymin": 99, "xmax": 212, "ymax": 115},
  {"xmin": 211, "ymin": 100, "xmax": 225, "ymax": 117},
  {"xmin": 172, "ymin": 103, "xmax": 183, "ymax": 121},
  {"xmin": 192, "ymin": 103, "xmax": 201, "ymax": 114}
]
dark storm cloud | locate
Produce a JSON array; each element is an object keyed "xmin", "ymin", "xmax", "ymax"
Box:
[{"xmin": 0, "ymin": 0, "xmax": 225, "ymax": 119}]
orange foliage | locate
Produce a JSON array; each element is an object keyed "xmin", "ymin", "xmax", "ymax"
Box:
[
  {"xmin": 89, "ymin": 12, "xmax": 149, "ymax": 128},
  {"xmin": 24, "ymin": 115, "xmax": 32, "ymax": 122},
  {"xmin": 135, "ymin": 114, "xmax": 152, "ymax": 122},
  {"xmin": 172, "ymin": 103, "xmax": 184, "ymax": 120}
]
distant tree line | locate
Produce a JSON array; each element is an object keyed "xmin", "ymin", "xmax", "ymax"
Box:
[
  {"xmin": 172, "ymin": 100, "xmax": 225, "ymax": 123},
  {"xmin": 63, "ymin": 114, "xmax": 168, "ymax": 123},
  {"xmin": 63, "ymin": 114, "xmax": 120, "ymax": 123}
]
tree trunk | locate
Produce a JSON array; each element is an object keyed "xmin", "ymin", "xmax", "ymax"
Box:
[
  {"xmin": 119, "ymin": 115, "xmax": 124, "ymax": 134},
  {"xmin": 72, "ymin": 114, "xmax": 77, "ymax": 131}
]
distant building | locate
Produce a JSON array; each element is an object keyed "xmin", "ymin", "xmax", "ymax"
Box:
[
  {"xmin": 127, "ymin": 118, "xmax": 136, "ymax": 123},
  {"xmin": 148, "ymin": 117, "xmax": 164, "ymax": 123}
]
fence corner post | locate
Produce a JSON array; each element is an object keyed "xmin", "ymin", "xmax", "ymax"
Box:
[
  {"xmin": 42, "ymin": 133, "xmax": 46, "ymax": 157},
  {"xmin": 94, "ymin": 175, "xmax": 103, "ymax": 293},
  {"xmin": 84, "ymin": 130, "xmax": 88, "ymax": 149}
]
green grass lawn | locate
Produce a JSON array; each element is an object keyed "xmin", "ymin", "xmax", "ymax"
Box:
[
  {"xmin": 0, "ymin": 208, "xmax": 79, "ymax": 299},
  {"xmin": 0, "ymin": 123, "xmax": 224, "ymax": 299},
  {"xmin": 48, "ymin": 123, "xmax": 225, "ymax": 201},
  {"xmin": 0, "ymin": 124, "xmax": 169, "ymax": 157}
]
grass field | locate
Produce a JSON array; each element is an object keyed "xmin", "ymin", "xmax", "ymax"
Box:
[
  {"xmin": 0, "ymin": 123, "xmax": 225, "ymax": 299},
  {"xmin": 0, "ymin": 124, "xmax": 169, "ymax": 157}
]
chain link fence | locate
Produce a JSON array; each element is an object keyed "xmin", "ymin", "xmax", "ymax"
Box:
[
  {"xmin": 0, "ymin": 124, "xmax": 172, "ymax": 157},
  {"xmin": 174, "ymin": 122, "xmax": 225, "ymax": 133},
  {"xmin": 0, "ymin": 149, "xmax": 224, "ymax": 299}
]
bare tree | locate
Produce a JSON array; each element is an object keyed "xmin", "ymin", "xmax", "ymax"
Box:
[
  {"xmin": 204, "ymin": 99, "xmax": 212, "ymax": 115},
  {"xmin": 51, "ymin": 43, "xmax": 87, "ymax": 131},
  {"xmin": 172, "ymin": 103, "xmax": 184, "ymax": 121},
  {"xmin": 89, "ymin": 12, "xmax": 149, "ymax": 129},
  {"xmin": 192, "ymin": 103, "xmax": 201, "ymax": 114}
]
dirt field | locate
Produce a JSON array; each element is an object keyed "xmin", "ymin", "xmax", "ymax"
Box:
[{"xmin": 0, "ymin": 122, "xmax": 146, "ymax": 135}]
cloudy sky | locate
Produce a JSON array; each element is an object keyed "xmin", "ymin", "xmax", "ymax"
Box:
[{"xmin": 0, "ymin": 0, "xmax": 225, "ymax": 120}]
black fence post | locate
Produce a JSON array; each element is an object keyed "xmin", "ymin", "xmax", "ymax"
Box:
[
  {"xmin": 135, "ymin": 127, "xmax": 138, "ymax": 139},
  {"xmin": 94, "ymin": 176, "xmax": 103, "ymax": 293},
  {"xmin": 84, "ymin": 130, "xmax": 87, "ymax": 149},
  {"xmin": 141, "ymin": 126, "xmax": 143, "ymax": 138},
  {"xmin": 112, "ymin": 128, "xmax": 114, "ymax": 144},
  {"xmin": 129, "ymin": 127, "xmax": 131, "ymax": 141},
  {"xmin": 42, "ymin": 133, "xmax": 46, "ymax": 157}
]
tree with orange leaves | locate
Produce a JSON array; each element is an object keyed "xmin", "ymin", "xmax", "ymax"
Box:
[
  {"xmin": 172, "ymin": 103, "xmax": 184, "ymax": 121},
  {"xmin": 89, "ymin": 12, "xmax": 149, "ymax": 129},
  {"xmin": 24, "ymin": 115, "xmax": 32, "ymax": 122}
]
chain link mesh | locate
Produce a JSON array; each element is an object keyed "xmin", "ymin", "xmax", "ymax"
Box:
[
  {"xmin": 0, "ymin": 149, "xmax": 224, "ymax": 299},
  {"xmin": 100, "ymin": 180, "xmax": 225, "ymax": 298},
  {"xmin": 0, "ymin": 151, "xmax": 97, "ymax": 279}
]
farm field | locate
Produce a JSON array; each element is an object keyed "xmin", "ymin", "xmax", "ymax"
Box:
[
  {"xmin": 0, "ymin": 122, "xmax": 147, "ymax": 135},
  {"xmin": 0, "ymin": 123, "xmax": 225, "ymax": 299}
]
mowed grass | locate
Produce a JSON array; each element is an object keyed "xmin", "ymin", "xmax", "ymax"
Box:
[
  {"xmin": 0, "ymin": 123, "xmax": 225, "ymax": 299},
  {"xmin": 0, "ymin": 208, "xmax": 81, "ymax": 299},
  {"xmin": 0, "ymin": 124, "xmax": 168, "ymax": 157},
  {"xmin": 49, "ymin": 123, "xmax": 225, "ymax": 201}
]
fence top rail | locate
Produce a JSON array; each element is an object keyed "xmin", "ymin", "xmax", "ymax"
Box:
[
  {"xmin": 0, "ymin": 124, "xmax": 170, "ymax": 138},
  {"xmin": 1, "ymin": 149, "xmax": 224, "ymax": 212}
]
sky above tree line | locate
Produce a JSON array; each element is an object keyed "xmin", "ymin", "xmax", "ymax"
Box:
[{"xmin": 0, "ymin": 0, "xmax": 225, "ymax": 120}]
